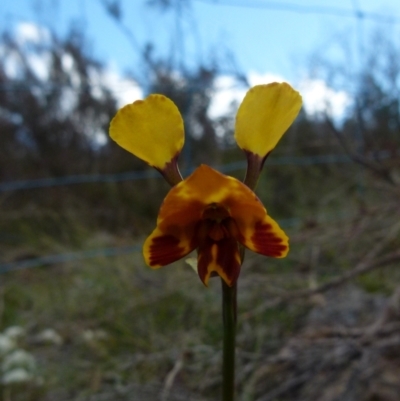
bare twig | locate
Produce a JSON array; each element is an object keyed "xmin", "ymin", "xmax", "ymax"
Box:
[
  {"xmin": 325, "ymin": 117, "xmax": 397, "ymax": 185},
  {"xmin": 244, "ymin": 250, "xmax": 400, "ymax": 319},
  {"xmin": 361, "ymin": 220, "xmax": 400, "ymax": 263},
  {"xmin": 292, "ymin": 250, "xmax": 400, "ymax": 297},
  {"xmin": 160, "ymin": 354, "xmax": 185, "ymax": 401},
  {"xmin": 254, "ymin": 372, "xmax": 314, "ymax": 401}
]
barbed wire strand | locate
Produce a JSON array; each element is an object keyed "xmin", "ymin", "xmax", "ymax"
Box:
[
  {"xmin": 0, "ymin": 245, "xmax": 141, "ymax": 274},
  {"xmin": 194, "ymin": 0, "xmax": 400, "ymax": 24},
  {"xmin": 1, "ymin": 151, "xmax": 396, "ymax": 192},
  {"xmin": 0, "ymin": 210, "xmax": 355, "ymax": 274}
]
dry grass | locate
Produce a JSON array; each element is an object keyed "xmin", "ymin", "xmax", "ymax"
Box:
[{"xmin": 0, "ymin": 166, "xmax": 399, "ymax": 400}]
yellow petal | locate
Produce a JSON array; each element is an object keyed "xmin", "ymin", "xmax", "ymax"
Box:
[
  {"xmin": 109, "ymin": 94, "xmax": 184, "ymax": 169},
  {"xmin": 234, "ymin": 83, "xmax": 302, "ymax": 157}
]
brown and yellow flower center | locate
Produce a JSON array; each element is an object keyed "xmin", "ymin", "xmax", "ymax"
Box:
[{"xmin": 198, "ymin": 204, "xmax": 237, "ymax": 242}]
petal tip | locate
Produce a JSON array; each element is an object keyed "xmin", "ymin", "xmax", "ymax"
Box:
[
  {"xmin": 235, "ymin": 82, "xmax": 302, "ymax": 157},
  {"xmin": 109, "ymin": 94, "xmax": 185, "ymax": 169}
]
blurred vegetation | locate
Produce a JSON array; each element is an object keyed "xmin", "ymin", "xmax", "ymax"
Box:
[{"xmin": 0, "ymin": 1, "xmax": 400, "ymax": 400}]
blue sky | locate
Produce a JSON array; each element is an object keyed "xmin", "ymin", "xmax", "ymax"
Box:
[
  {"xmin": 2, "ymin": 0, "xmax": 400, "ymax": 117},
  {"xmin": 2, "ymin": 0, "xmax": 400, "ymax": 78}
]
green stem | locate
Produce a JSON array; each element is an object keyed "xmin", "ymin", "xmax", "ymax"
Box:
[{"xmin": 222, "ymin": 280, "xmax": 237, "ymax": 401}]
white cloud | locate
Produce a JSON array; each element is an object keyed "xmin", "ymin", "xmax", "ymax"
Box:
[
  {"xmin": 299, "ymin": 78, "xmax": 351, "ymax": 119},
  {"xmin": 1, "ymin": 23, "xmax": 52, "ymax": 81},
  {"xmin": 208, "ymin": 72, "xmax": 351, "ymax": 121},
  {"xmin": 5, "ymin": 22, "xmax": 352, "ymax": 125},
  {"xmin": 4, "ymin": 23, "xmax": 143, "ymax": 110},
  {"xmin": 61, "ymin": 53, "xmax": 82, "ymax": 88},
  {"xmin": 3, "ymin": 51, "xmax": 20, "ymax": 79},
  {"xmin": 26, "ymin": 52, "xmax": 51, "ymax": 81},
  {"xmin": 15, "ymin": 22, "xmax": 50, "ymax": 46},
  {"xmin": 91, "ymin": 65, "xmax": 143, "ymax": 108},
  {"xmin": 7, "ymin": 23, "xmax": 143, "ymax": 108},
  {"xmin": 247, "ymin": 71, "xmax": 286, "ymax": 86},
  {"xmin": 208, "ymin": 75, "xmax": 245, "ymax": 119},
  {"xmin": 208, "ymin": 71, "xmax": 287, "ymax": 120}
]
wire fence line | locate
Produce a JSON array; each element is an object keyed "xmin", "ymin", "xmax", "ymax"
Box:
[
  {"xmin": 1, "ymin": 150, "xmax": 397, "ymax": 192},
  {"xmin": 0, "ymin": 211, "xmax": 354, "ymax": 275},
  {"xmin": 0, "ymin": 150, "xmax": 396, "ymax": 274},
  {"xmin": 0, "ymin": 153, "xmax": 361, "ymax": 192},
  {"xmin": 0, "ymin": 245, "xmax": 142, "ymax": 274},
  {"xmin": 194, "ymin": 0, "xmax": 400, "ymax": 23},
  {"xmin": 0, "ymin": 81, "xmax": 246, "ymax": 93}
]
